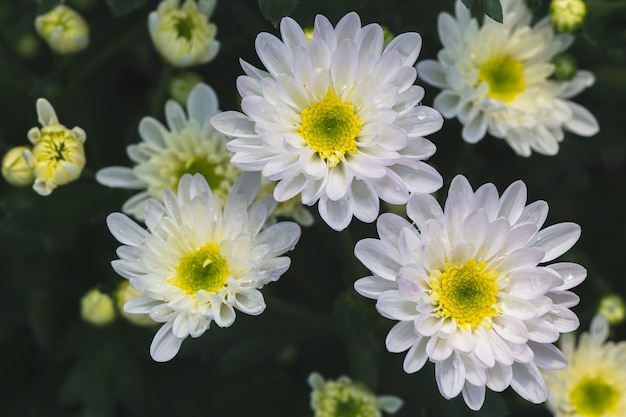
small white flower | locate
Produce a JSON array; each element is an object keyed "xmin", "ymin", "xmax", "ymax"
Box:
[
  {"xmin": 417, "ymin": 0, "xmax": 599, "ymax": 156},
  {"xmin": 354, "ymin": 174, "xmax": 586, "ymax": 410},
  {"xmin": 24, "ymin": 98, "xmax": 86, "ymax": 196},
  {"xmin": 212, "ymin": 12, "xmax": 443, "ymax": 231},
  {"xmin": 149, "ymin": 0, "xmax": 220, "ymax": 67},
  {"xmin": 542, "ymin": 315, "xmax": 626, "ymax": 417},
  {"xmin": 308, "ymin": 372, "xmax": 403, "ymax": 417},
  {"xmin": 97, "ymin": 83, "xmax": 239, "ymax": 220},
  {"xmin": 107, "ymin": 173, "xmax": 301, "ymax": 361},
  {"xmin": 35, "ymin": 4, "xmax": 89, "ymax": 55}
]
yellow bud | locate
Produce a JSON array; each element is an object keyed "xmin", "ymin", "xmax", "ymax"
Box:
[
  {"xmin": 35, "ymin": 5, "xmax": 89, "ymax": 55},
  {"xmin": 2, "ymin": 146, "xmax": 35, "ymax": 187},
  {"xmin": 550, "ymin": 0, "xmax": 587, "ymax": 33},
  {"xmin": 80, "ymin": 289, "xmax": 115, "ymax": 326},
  {"xmin": 598, "ymin": 294, "xmax": 625, "ymax": 325}
]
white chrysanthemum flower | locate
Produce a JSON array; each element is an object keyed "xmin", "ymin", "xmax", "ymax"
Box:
[
  {"xmin": 308, "ymin": 372, "xmax": 403, "ymax": 417},
  {"xmin": 35, "ymin": 4, "xmax": 89, "ymax": 55},
  {"xmin": 24, "ymin": 98, "xmax": 86, "ymax": 196},
  {"xmin": 149, "ymin": 0, "xmax": 220, "ymax": 67},
  {"xmin": 107, "ymin": 173, "xmax": 301, "ymax": 361},
  {"xmin": 354, "ymin": 174, "xmax": 586, "ymax": 410},
  {"xmin": 416, "ymin": 0, "xmax": 599, "ymax": 156},
  {"xmin": 211, "ymin": 12, "xmax": 443, "ymax": 231},
  {"xmin": 543, "ymin": 315, "xmax": 626, "ymax": 417},
  {"xmin": 97, "ymin": 83, "xmax": 311, "ymax": 225},
  {"xmin": 97, "ymin": 83, "xmax": 239, "ymax": 220}
]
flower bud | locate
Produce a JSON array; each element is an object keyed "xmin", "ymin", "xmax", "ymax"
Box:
[
  {"xmin": 80, "ymin": 289, "xmax": 115, "ymax": 326},
  {"xmin": 2, "ymin": 146, "xmax": 35, "ymax": 187},
  {"xmin": 550, "ymin": 0, "xmax": 587, "ymax": 33},
  {"xmin": 35, "ymin": 5, "xmax": 89, "ymax": 55},
  {"xmin": 24, "ymin": 98, "xmax": 87, "ymax": 196},
  {"xmin": 149, "ymin": 0, "xmax": 220, "ymax": 67},
  {"xmin": 598, "ymin": 294, "xmax": 625, "ymax": 325}
]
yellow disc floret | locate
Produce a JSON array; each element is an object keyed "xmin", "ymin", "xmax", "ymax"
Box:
[
  {"xmin": 171, "ymin": 242, "xmax": 229, "ymax": 295},
  {"xmin": 569, "ymin": 376, "xmax": 619, "ymax": 417},
  {"xmin": 299, "ymin": 89, "xmax": 361, "ymax": 168},
  {"xmin": 429, "ymin": 259, "xmax": 501, "ymax": 330},
  {"xmin": 478, "ymin": 56, "xmax": 526, "ymax": 102}
]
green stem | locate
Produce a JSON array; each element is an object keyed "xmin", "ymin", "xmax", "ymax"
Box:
[{"xmin": 149, "ymin": 64, "xmax": 174, "ymax": 118}]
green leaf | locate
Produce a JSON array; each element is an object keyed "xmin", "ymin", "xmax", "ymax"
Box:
[
  {"xmin": 258, "ymin": 0, "xmax": 299, "ymax": 26},
  {"xmin": 106, "ymin": 0, "xmax": 147, "ymax": 18},
  {"xmin": 479, "ymin": 0, "xmax": 504, "ymax": 23},
  {"xmin": 461, "ymin": 0, "xmax": 475, "ymax": 8}
]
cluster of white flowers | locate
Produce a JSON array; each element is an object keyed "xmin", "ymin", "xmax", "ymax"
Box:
[{"xmin": 12, "ymin": 1, "xmax": 610, "ymax": 414}]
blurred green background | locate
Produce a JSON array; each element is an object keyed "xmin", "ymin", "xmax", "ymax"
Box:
[{"xmin": 0, "ymin": 0, "xmax": 624, "ymax": 416}]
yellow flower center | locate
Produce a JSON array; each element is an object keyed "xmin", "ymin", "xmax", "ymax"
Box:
[
  {"xmin": 172, "ymin": 157, "xmax": 226, "ymax": 192},
  {"xmin": 174, "ymin": 13, "xmax": 196, "ymax": 40},
  {"xmin": 170, "ymin": 242, "xmax": 229, "ymax": 295},
  {"xmin": 570, "ymin": 376, "xmax": 619, "ymax": 417},
  {"xmin": 429, "ymin": 259, "xmax": 501, "ymax": 330},
  {"xmin": 478, "ymin": 55, "xmax": 526, "ymax": 102},
  {"xmin": 299, "ymin": 89, "xmax": 361, "ymax": 168},
  {"xmin": 32, "ymin": 125, "xmax": 86, "ymax": 182},
  {"xmin": 161, "ymin": 1, "xmax": 210, "ymax": 44}
]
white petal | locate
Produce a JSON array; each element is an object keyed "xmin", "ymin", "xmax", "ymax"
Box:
[
  {"xmin": 527, "ymin": 341, "xmax": 567, "ymax": 370},
  {"xmin": 279, "ymin": 17, "xmax": 306, "ymax": 51},
  {"xmin": 510, "ymin": 362, "xmax": 547, "ymax": 404},
  {"xmin": 548, "ymin": 262, "xmax": 586, "ymax": 290},
  {"xmin": 138, "ymin": 117, "xmax": 168, "ymax": 148},
  {"xmin": 350, "ymin": 180, "xmax": 379, "ymax": 223},
  {"xmin": 211, "ymin": 111, "xmax": 258, "ymax": 138},
  {"xmin": 407, "ymin": 193, "xmax": 443, "ymax": 226},
  {"xmin": 234, "ymin": 290, "xmax": 266, "ymax": 315},
  {"xmin": 383, "ymin": 32, "xmax": 422, "ymax": 66},
  {"xmin": 403, "ymin": 336, "xmax": 429, "ymax": 373},
  {"xmin": 386, "ymin": 321, "xmax": 418, "ymax": 353},
  {"xmin": 376, "ymin": 292, "xmax": 418, "ymax": 321},
  {"xmin": 498, "ymin": 181, "xmax": 527, "ymax": 224},
  {"xmin": 416, "ymin": 60, "xmax": 447, "ymax": 88},
  {"xmin": 255, "ymin": 32, "xmax": 292, "ymax": 78},
  {"xmin": 354, "ymin": 276, "xmax": 398, "ymax": 299},
  {"xmin": 96, "ymin": 167, "xmax": 145, "ymax": 189},
  {"xmin": 529, "ymin": 222, "xmax": 581, "ymax": 262},
  {"xmin": 318, "ymin": 195, "xmax": 352, "ymax": 231},
  {"xmin": 436, "ymin": 355, "xmax": 465, "ymax": 399},
  {"xmin": 325, "ymin": 163, "xmax": 352, "ymax": 201},
  {"xmin": 107, "ymin": 213, "xmax": 147, "ymax": 246},
  {"xmin": 187, "ymin": 83, "xmax": 219, "ymax": 124},
  {"xmin": 563, "ymin": 101, "xmax": 599, "ymax": 137},
  {"xmin": 492, "ymin": 315, "xmax": 529, "ymax": 344},
  {"xmin": 165, "ymin": 100, "xmax": 187, "ymax": 132},
  {"xmin": 378, "ymin": 396, "xmax": 403, "ymax": 414},
  {"xmin": 462, "ymin": 383, "xmax": 485, "ymax": 411},
  {"xmin": 150, "ymin": 322, "xmax": 184, "ymax": 362},
  {"xmin": 36, "ymin": 98, "xmax": 58, "ymax": 125}
]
